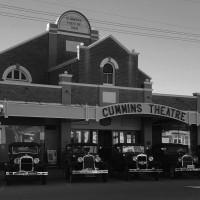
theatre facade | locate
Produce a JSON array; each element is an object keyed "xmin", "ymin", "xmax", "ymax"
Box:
[{"xmin": 0, "ymin": 10, "xmax": 200, "ymax": 166}]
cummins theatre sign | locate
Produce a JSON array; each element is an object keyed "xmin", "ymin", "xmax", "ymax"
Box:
[{"xmin": 99, "ymin": 103, "xmax": 188, "ymax": 123}]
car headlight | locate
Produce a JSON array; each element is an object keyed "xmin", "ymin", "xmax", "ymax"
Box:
[
  {"xmin": 14, "ymin": 158, "xmax": 20, "ymax": 164},
  {"xmin": 95, "ymin": 156, "xmax": 101, "ymax": 162},
  {"xmin": 132, "ymin": 156, "xmax": 137, "ymax": 161},
  {"xmin": 193, "ymin": 156, "xmax": 198, "ymax": 163},
  {"xmin": 178, "ymin": 157, "xmax": 182, "ymax": 162},
  {"xmin": 149, "ymin": 156, "xmax": 154, "ymax": 162},
  {"xmin": 77, "ymin": 157, "xmax": 83, "ymax": 162},
  {"xmin": 34, "ymin": 158, "xmax": 40, "ymax": 164}
]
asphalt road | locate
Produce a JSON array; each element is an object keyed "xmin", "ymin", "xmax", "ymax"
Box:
[{"xmin": 1, "ymin": 168, "xmax": 200, "ymax": 200}]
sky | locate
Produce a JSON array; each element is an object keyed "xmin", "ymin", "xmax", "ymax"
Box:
[{"xmin": 0, "ymin": 0, "xmax": 200, "ymax": 96}]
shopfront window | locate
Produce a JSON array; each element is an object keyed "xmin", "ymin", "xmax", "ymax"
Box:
[
  {"xmin": 113, "ymin": 131, "xmax": 119, "ymax": 144},
  {"xmin": 92, "ymin": 131, "xmax": 98, "ymax": 144},
  {"xmin": 112, "ymin": 131, "xmax": 138, "ymax": 144},
  {"xmin": 162, "ymin": 130, "xmax": 190, "ymax": 146},
  {"xmin": 71, "ymin": 130, "xmax": 98, "ymax": 144},
  {"xmin": 127, "ymin": 132, "xmax": 132, "ymax": 143},
  {"xmin": 84, "ymin": 131, "xmax": 89, "ymax": 143}
]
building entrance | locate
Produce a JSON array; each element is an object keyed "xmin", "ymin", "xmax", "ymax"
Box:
[{"xmin": 98, "ymin": 130, "xmax": 112, "ymax": 163}]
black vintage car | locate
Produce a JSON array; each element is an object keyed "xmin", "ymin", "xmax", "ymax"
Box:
[
  {"xmin": 151, "ymin": 143, "xmax": 200, "ymax": 179},
  {"xmin": 5, "ymin": 142, "xmax": 48, "ymax": 185},
  {"xmin": 110, "ymin": 143, "xmax": 162, "ymax": 181},
  {"xmin": 62, "ymin": 143, "xmax": 108, "ymax": 182}
]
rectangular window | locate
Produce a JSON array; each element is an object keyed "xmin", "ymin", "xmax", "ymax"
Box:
[
  {"xmin": 113, "ymin": 131, "xmax": 119, "ymax": 144},
  {"xmin": 92, "ymin": 131, "xmax": 98, "ymax": 144},
  {"xmin": 83, "ymin": 131, "xmax": 90, "ymax": 143},
  {"xmin": 120, "ymin": 132, "xmax": 124, "ymax": 143},
  {"xmin": 127, "ymin": 132, "xmax": 132, "ymax": 143},
  {"xmin": 71, "ymin": 130, "xmax": 98, "ymax": 144},
  {"xmin": 75, "ymin": 131, "xmax": 81, "ymax": 143}
]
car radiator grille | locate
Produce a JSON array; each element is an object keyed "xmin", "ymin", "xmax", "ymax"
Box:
[
  {"xmin": 20, "ymin": 157, "xmax": 33, "ymax": 171},
  {"xmin": 137, "ymin": 155, "xmax": 147, "ymax": 169},
  {"xmin": 83, "ymin": 155, "xmax": 95, "ymax": 169},
  {"xmin": 182, "ymin": 155, "xmax": 193, "ymax": 168}
]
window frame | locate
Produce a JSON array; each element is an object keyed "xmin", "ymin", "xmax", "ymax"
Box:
[
  {"xmin": 2, "ymin": 65, "xmax": 32, "ymax": 83},
  {"xmin": 100, "ymin": 57, "xmax": 119, "ymax": 86}
]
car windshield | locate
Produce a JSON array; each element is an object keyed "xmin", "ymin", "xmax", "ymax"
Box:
[
  {"xmin": 73, "ymin": 145, "xmax": 97, "ymax": 154},
  {"xmin": 122, "ymin": 146, "xmax": 145, "ymax": 153},
  {"xmin": 12, "ymin": 146, "xmax": 39, "ymax": 154},
  {"xmin": 161, "ymin": 146, "xmax": 188, "ymax": 154}
]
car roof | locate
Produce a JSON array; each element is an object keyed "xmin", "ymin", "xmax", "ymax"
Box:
[
  {"xmin": 152, "ymin": 143, "xmax": 187, "ymax": 148},
  {"xmin": 9, "ymin": 142, "xmax": 41, "ymax": 147},
  {"xmin": 66, "ymin": 143, "xmax": 98, "ymax": 147},
  {"xmin": 113, "ymin": 143, "xmax": 144, "ymax": 147}
]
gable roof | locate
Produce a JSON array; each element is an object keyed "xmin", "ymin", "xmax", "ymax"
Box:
[
  {"xmin": 81, "ymin": 35, "xmax": 139, "ymax": 55},
  {"xmin": 0, "ymin": 32, "xmax": 48, "ymax": 54}
]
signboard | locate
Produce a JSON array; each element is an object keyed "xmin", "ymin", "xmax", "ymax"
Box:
[
  {"xmin": 57, "ymin": 11, "xmax": 91, "ymax": 34},
  {"xmin": 99, "ymin": 103, "xmax": 188, "ymax": 123}
]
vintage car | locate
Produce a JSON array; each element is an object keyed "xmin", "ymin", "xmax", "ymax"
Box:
[
  {"xmin": 110, "ymin": 143, "xmax": 162, "ymax": 181},
  {"xmin": 5, "ymin": 142, "xmax": 48, "ymax": 185},
  {"xmin": 151, "ymin": 143, "xmax": 200, "ymax": 179},
  {"xmin": 62, "ymin": 143, "xmax": 108, "ymax": 182}
]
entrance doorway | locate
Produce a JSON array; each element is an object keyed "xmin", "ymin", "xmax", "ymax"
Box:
[{"xmin": 98, "ymin": 130, "xmax": 112, "ymax": 163}]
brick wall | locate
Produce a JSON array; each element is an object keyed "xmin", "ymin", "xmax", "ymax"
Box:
[
  {"xmin": 0, "ymin": 33, "xmax": 49, "ymax": 85},
  {"xmin": 78, "ymin": 37, "xmax": 139, "ymax": 87},
  {"xmin": 152, "ymin": 94, "xmax": 197, "ymax": 111},
  {"xmin": 48, "ymin": 61, "xmax": 79, "ymax": 85},
  {"xmin": 71, "ymin": 85, "xmax": 99, "ymax": 106},
  {"xmin": 119, "ymin": 89, "xmax": 144, "ymax": 103},
  {"xmin": 0, "ymin": 83, "xmax": 61, "ymax": 103},
  {"xmin": 57, "ymin": 35, "xmax": 92, "ymax": 65},
  {"xmin": 71, "ymin": 84, "xmax": 145, "ymax": 106}
]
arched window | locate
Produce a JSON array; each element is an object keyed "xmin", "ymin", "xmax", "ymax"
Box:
[
  {"xmin": 103, "ymin": 63, "xmax": 114, "ymax": 84},
  {"xmin": 2, "ymin": 65, "xmax": 32, "ymax": 83},
  {"xmin": 100, "ymin": 57, "xmax": 118, "ymax": 85}
]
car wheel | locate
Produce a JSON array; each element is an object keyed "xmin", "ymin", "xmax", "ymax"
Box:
[
  {"xmin": 41, "ymin": 176, "xmax": 46, "ymax": 185},
  {"xmin": 170, "ymin": 167, "xmax": 176, "ymax": 179}
]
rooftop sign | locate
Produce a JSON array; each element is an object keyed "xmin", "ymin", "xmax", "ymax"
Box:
[{"xmin": 56, "ymin": 10, "xmax": 91, "ymax": 34}]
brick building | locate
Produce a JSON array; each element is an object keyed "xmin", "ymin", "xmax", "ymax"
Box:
[{"xmin": 0, "ymin": 10, "xmax": 200, "ymax": 166}]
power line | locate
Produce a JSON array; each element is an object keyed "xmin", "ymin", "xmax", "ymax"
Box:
[
  {"xmin": 0, "ymin": 3, "xmax": 58, "ymax": 17},
  {"xmin": 0, "ymin": 11, "xmax": 50, "ymax": 22},
  {"xmin": 90, "ymin": 19, "xmax": 200, "ymax": 38},
  {"xmin": 28, "ymin": 0, "xmax": 200, "ymax": 31},
  {"xmin": 93, "ymin": 26, "xmax": 200, "ymax": 43},
  {"xmin": 1, "ymin": 3, "xmax": 200, "ymax": 39},
  {"xmin": 1, "ymin": 3, "xmax": 200, "ymax": 43}
]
